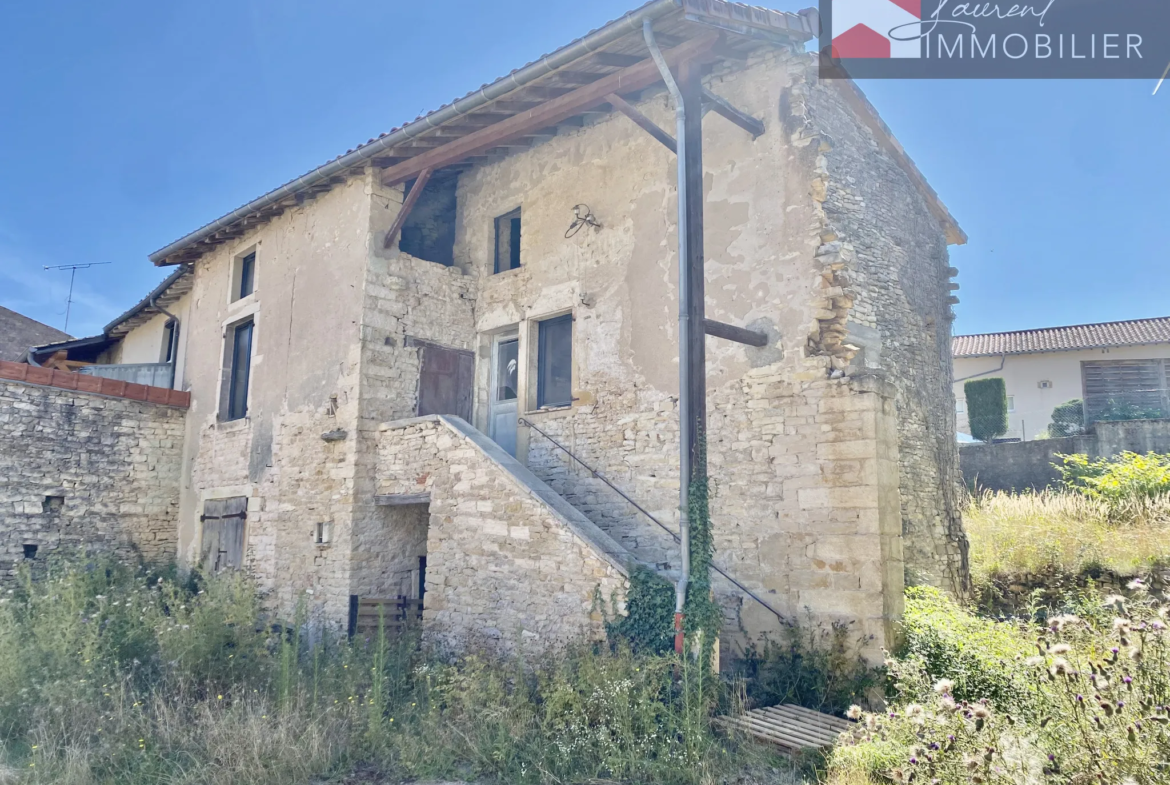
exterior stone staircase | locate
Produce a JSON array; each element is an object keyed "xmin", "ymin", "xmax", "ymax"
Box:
[{"xmin": 374, "ymin": 415, "xmax": 644, "ymax": 655}]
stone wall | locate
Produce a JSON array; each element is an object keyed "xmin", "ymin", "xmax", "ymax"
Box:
[
  {"xmin": 376, "ymin": 415, "xmax": 629, "ymax": 656},
  {"xmin": 0, "ymin": 373, "xmax": 185, "ymax": 578},
  {"xmin": 801, "ymin": 71, "xmax": 968, "ymax": 593},
  {"xmin": 960, "ymin": 418, "xmax": 1170, "ymax": 493}
]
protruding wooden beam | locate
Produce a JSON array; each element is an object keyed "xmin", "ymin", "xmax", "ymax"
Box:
[
  {"xmin": 379, "ymin": 33, "xmax": 719, "ymax": 186},
  {"xmin": 382, "ymin": 168, "xmax": 432, "ymax": 249},
  {"xmin": 702, "ymin": 88, "xmax": 765, "ymax": 138},
  {"xmin": 606, "ymin": 93, "xmax": 676, "ymax": 152},
  {"xmin": 704, "ymin": 319, "xmax": 768, "ymax": 347}
]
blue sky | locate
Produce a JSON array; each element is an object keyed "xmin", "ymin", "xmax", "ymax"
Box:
[{"xmin": 1, "ymin": 0, "xmax": 1166, "ymax": 339}]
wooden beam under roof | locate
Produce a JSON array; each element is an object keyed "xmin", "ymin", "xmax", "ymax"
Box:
[
  {"xmin": 380, "ymin": 32, "xmax": 719, "ymax": 187},
  {"xmin": 702, "ymin": 88, "xmax": 765, "ymax": 138},
  {"xmin": 382, "ymin": 168, "xmax": 432, "ymax": 249},
  {"xmin": 607, "ymin": 93, "xmax": 676, "ymax": 152}
]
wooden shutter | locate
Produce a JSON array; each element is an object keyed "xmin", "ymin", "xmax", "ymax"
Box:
[
  {"xmin": 201, "ymin": 497, "xmax": 248, "ymax": 572},
  {"xmin": 410, "ymin": 339, "xmax": 474, "ymax": 422},
  {"xmin": 1082, "ymin": 360, "xmax": 1168, "ymax": 422}
]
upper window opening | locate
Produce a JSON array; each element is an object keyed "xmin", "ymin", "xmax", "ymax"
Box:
[
  {"xmin": 494, "ymin": 208, "xmax": 522, "ymax": 274},
  {"xmin": 537, "ymin": 314, "xmax": 573, "ymax": 409},
  {"xmin": 399, "ymin": 171, "xmax": 459, "ymax": 267},
  {"xmin": 222, "ymin": 318, "xmax": 254, "ymax": 421},
  {"xmin": 232, "ymin": 251, "xmax": 256, "ymax": 302}
]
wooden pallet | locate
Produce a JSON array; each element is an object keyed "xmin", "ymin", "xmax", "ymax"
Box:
[{"xmin": 718, "ymin": 704, "xmax": 854, "ymax": 754}]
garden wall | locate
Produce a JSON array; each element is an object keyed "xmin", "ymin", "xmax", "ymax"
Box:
[
  {"xmin": 0, "ymin": 363, "xmax": 187, "ymax": 578},
  {"xmin": 959, "ymin": 418, "xmax": 1170, "ymax": 492}
]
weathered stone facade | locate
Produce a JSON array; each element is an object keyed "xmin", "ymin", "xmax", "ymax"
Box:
[
  {"xmin": 0, "ymin": 374, "xmax": 184, "ymax": 578},
  {"xmin": 25, "ymin": 22, "xmax": 965, "ymax": 660}
]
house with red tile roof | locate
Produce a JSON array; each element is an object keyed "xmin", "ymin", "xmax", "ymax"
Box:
[{"xmin": 953, "ymin": 317, "xmax": 1170, "ymax": 440}]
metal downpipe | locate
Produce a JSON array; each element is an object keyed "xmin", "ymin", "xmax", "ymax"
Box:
[{"xmin": 643, "ymin": 18, "xmax": 690, "ymax": 655}]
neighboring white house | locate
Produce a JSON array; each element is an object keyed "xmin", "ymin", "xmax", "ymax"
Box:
[{"xmin": 953, "ymin": 317, "xmax": 1170, "ymax": 440}]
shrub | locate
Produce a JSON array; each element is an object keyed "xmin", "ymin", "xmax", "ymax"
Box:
[
  {"xmin": 964, "ymin": 378, "xmax": 1008, "ymax": 443},
  {"xmin": 897, "ymin": 587, "xmax": 1038, "ymax": 714},
  {"xmin": 1058, "ymin": 451, "xmax": 1170, "ymax": 504},
  {"xmin": 1048, "ymin": 398, "xmax": 1085, "ymax": 437}
]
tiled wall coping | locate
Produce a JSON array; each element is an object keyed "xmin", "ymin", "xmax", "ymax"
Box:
[{"xmin": 0, "ymin": 360, "xmax": 190, "ymax": 408}]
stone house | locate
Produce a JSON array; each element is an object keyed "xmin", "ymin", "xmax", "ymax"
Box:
[{"xmin": 7, "ymin": 0, "xmax": 967, "ymax": 659}]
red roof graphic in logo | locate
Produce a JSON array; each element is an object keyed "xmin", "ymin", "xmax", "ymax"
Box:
[{"xmin": 830, "ymin": 0, "xmax": 923, "ymax": 59}]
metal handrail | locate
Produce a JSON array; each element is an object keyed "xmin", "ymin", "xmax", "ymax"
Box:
[{"xmin": 519, "ymin": 417, "xmax": 786, "ymax": 623}]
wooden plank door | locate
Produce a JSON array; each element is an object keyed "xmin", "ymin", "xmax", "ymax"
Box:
[
  {"xmin": 411, "ymin": 339, "xmax": 474, "ymax": 422},
  {"xmin": 200, "ymin": 497, "xmax": 247, "ymax": 572}
]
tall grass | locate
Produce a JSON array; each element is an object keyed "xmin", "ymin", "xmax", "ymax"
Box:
[
  {"xmin": 965, "ymin": 489, "xmax": 1170, "ymax": 584},
  {"xmin": 0, "ymin": 558, "xmax": 790, "ymax": 785}
]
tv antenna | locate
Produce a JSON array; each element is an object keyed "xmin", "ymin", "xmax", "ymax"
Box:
[{"xmin": 43, "ymin": 262, "xmax": 111, "ymax": 334}]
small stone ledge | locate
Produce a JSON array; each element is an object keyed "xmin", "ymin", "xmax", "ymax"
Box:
[{"xmin": 0, "ymin": 360, "xmax": 190, "ymax": 408}]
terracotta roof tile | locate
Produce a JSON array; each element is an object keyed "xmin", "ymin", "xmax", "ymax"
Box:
[{"xmin": 953, "ymin": 317, "xmax": 1170, "ymax": 358}]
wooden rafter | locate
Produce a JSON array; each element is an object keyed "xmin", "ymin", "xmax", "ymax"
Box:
[
  {"xmin": 382, "ymin": 168, "xmax": 432, "ymax": 249},
  {"xmin": 379, "ymin": 32, "xmax": 719, "ymax": 186},
  {"xmin": 606, "ymin": 93, "xmax": 676, "ymax": 152},
  {"xmin": 702, "ymin": 87, "xmax": 765, "ymax": 138}
]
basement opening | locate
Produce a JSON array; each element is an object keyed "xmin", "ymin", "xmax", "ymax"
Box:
[
  {"xmin": 23, "ymin": 544, "xmax": 38, "ymax": 560},
  {"xmin": 399, "ymin": 170, "xmax": 459, "ymax": 267}
]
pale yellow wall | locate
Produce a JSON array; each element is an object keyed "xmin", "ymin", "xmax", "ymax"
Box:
[
  {"xmin": 174, "ymin": 177, "xmax": 373, "ymax": 617},
  {"xmin": 954, "ymin": 344, "xmax": 1170, "ymax": 439},
  {"xmin": 110, "ymin": 293, "xmax": 192, "ymax": 388}
]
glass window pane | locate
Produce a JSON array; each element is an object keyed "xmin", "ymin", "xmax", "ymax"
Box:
[
  {"xmin": 538, "ymin": 315, "xmax": 572, "ymax": 408},
  {"xmin": 228, "ymin": 320, "xmax": 253, "ymax": 420},
  {"xmin": 495, "ymin": 339, "xmax": 518, "ymax": 401},
  {"xmin": 238, "ymin": 253, "xmax": 255, "ymax": 299}
]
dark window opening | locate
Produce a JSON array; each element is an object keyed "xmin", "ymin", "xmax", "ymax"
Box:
[
  {"xmin": 42, "ymin": 495, "xmax": 64, "ymax": 514},
  {"xmin": 418, "ymin": 556, "xmax": 427, "ymax": 600},
  {"xmin": 237, "ymin": 252, "xmax": 256, "ymax": 299},
  {"xmin": 537, "ymin": 314, "xmax": 573, "ymax": 408},
  {"xmin": 399, "ymin": 170, "xmax": 459, "ymax": 266},
  {"xmin": 23, "ymin": 544, "xmax": 38, "ymax": 560},
  {"xmin": 161, "ymin": 319, "xmax": 177, "ymax": 363},
  {"xmin": 224, "ymin": 319, "xmax": 253, "ymax": 421},
  {"xmin": 494, "ymin": 208, "xmax": 522, "ymax": 273}
]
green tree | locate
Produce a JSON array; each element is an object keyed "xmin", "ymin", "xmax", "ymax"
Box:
[
  {"xmin": 1048, "ymin": 399, "xmax": 1085, "ymax": 437},
  {"xmin": 964, "ymin": 378, "xmax": 1008, "ymax": 443}
]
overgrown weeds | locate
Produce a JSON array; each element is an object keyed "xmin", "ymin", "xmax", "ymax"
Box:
[
  {"xmin": 829, "ymin": 586, "xmax": 1170, "ymax": 784},
  {"xmin": 965, "ymin": 489, "xmax": 1170, "ymax": 590},
  {"xmin": 0, "ymin": 557, "xmax": 822, "ymax": 784}
]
